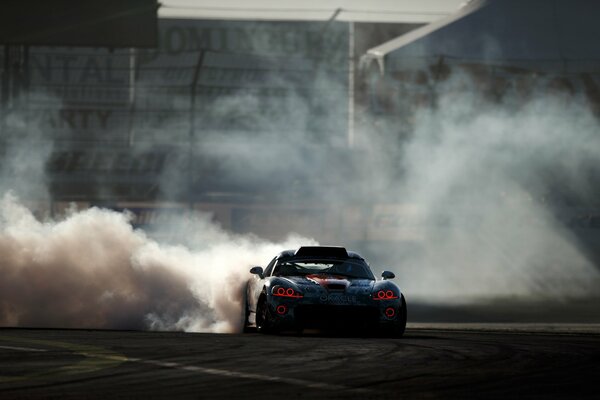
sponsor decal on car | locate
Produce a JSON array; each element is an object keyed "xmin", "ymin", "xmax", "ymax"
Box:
[{"xmin": 323, "ymin": 294, "xmax": 358, "ymax": 305}]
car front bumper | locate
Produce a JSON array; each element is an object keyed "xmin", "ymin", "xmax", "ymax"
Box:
[{"xmin": 267, "ymin": 293, "xmax": 402, "ymax": 330}]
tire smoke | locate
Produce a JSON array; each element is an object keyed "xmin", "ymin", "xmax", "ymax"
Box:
[
  {"xmin": 0, "ymin": 194, "xmax": 314, "ymax": 332},
  {"xmin": 387, "ymin": 92, "xmax": 600, "ymax": 302}
]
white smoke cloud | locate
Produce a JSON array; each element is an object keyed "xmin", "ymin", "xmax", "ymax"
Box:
[
  {"xmin": 0, "ymin": 193, "xmax": 314, "ymax": 332},
  {"xmin": 388, "ymin": 89, "xmax": 600, "ymax": 302},
  {"xmin": 0, "ymin": 94, "xmax": 54, "ymax": 202}
]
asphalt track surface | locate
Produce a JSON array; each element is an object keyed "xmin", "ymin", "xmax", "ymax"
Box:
[{"xmin": 0, "ymin": 324, "xmax": 599, "ymax": 399}]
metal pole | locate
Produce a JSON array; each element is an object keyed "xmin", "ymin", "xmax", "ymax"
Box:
[
  {"xmin": 347, "ymin": 21, "xmax": 355, "ymax": 148},
  {"xmin": 1, "ymin": 46, "xmax": 10, "ymax": 137},
  {"xmin": 319, "ymin": 8, "xmax": 342, "ymax": 36},
  {"xmin": 127, "ymin": 48, "xmax": 138, "ymax": 146},
  {"xmin": 307, "ymin": 8, "xmax": 343, "ymax": 144},
  {"xmin": 20, "ymin": 45, "xmax": 30, "ymax": 144},
  {"xmin": 189, "ymin": 50, "xmax": 205, "ymax": 209}
]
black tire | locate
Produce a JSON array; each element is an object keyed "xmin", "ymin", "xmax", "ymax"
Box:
[
  {"xmin": 242, "ymin": 294, "xmax": 252, "ymax": 333},
  {"xmin": 378, "ymin": 294, "xmax": 407, "ymax": 338},
  {"xmin": 393, "ymin": 294, "xmax": 408, "ymax": 337},
  {"xmin": 255, "ymin": 295, "xmax": 275, "ymax": 334}
]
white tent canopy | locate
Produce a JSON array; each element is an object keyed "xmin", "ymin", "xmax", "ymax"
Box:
[
  {"xmin": 158, "ymin": 0, "xmax": 464, "ymax": 23},
  {"xmin": 363, "ymin": 0, "xmax": 600, "ymax": 73}
]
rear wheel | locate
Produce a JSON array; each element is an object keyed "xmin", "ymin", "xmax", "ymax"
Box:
[
  {"xmin": 256, "ymin": 295, "xmax": 275, "ymax": 334},
  {"xmin": 242, "ymin": 294, "xmax": 252, "ymax": 333}
]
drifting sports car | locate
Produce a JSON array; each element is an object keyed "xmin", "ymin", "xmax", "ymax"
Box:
[{"xmin": 243, "ymin": 246, "xmax": 406, "ymax": 336}]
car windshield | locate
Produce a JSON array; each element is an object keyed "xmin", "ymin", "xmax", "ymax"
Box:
[{"xmin": 274, "ymin": 258, "xmax": 374, "ymax": 280}]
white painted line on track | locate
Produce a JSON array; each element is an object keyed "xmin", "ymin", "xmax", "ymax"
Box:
[
  {"xmin": 125, "ymin": 356, "xmax": 366, "ymax": 392},
  {"xmin": 0, "ymin": 345, "xmax": 48, "ymax": 352},
  {"xmin": 0, "ymin": 337, "xmax": 366, "ymax": 392}
]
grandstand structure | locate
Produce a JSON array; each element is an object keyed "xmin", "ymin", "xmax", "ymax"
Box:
[
  {"xmin": 0, "ymin": 2, "xmax": 423, "ymax": 244},
  {"xmin": 2, "ymin": 18, "xmax": 419, "ymax": 200}
]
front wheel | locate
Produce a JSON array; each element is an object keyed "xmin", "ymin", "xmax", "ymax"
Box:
[
  {"xmin": 255, "ymin": 295, "xmax": 275, "ymax": 334},
  {"xmin": 393, "ymin": 294, "xmax": 407, "ymax": 337},
  {"xmin": 379, "ymin": 294, "xmax": 407, "ymax": 338}
]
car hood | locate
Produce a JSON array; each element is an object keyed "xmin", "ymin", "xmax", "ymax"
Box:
[{"xmin": 283, "ymin": 274, "xmax": 374, "ymax": 291}]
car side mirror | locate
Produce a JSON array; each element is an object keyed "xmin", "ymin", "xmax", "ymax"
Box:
[
  {"xmin": 381, "ymin": 270, "xmax": 395, "ymax": 280},
  {"xmin": 250, "ymin": 266, "xmax": 264, "ymax": 279}
]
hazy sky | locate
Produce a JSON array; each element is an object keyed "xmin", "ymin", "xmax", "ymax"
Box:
[{"xmin": 159, "ymin": 0, "xmax": 467, "ymax": 23}]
